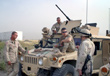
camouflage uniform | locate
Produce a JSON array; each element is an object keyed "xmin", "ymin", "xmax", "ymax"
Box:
[
  {"xmin": 4, "ymin": 40, "xmax": 25, "ymax": 76},
  {"xmin": 51, "ymin": 22, "xmax": 62, "ymax": 32},
  {"xmin": 59, "ymin": 34, "xmax": 75, "ymax": 53},
  {"xmin": 76, "ymin": 38, "xmax": 95, "ymax": 76}
]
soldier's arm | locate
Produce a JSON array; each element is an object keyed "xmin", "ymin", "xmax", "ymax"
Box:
[
  {"xmin": 76, "ymin": 42, "xmax": 87, "ymax": 70},
  {"xmin": 51, "ymin": 23, "xmax": 58, "ymax": 34},
  {"xmin": 51, "ymin": 24, "xmax": 56, "ymax": 31},
  {"xmin": 4, "ymin": 42, "xmax": 10, "ymax": 62},
  {"xmin": 18, "ymin": 42, "xmax": 26, "ymax": 54},
  {"xmin": 61, "ymin": 35, "xmax": 72, "ymax": 43}
]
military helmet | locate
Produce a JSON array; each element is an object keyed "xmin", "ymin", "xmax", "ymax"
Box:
[
  {"xmin": 42, "ymin": 27, "xmax": 49, "ymax": 33},
  {"xmin": 80, "ymin": 29, "xmax": 92, "ymax": 37}
]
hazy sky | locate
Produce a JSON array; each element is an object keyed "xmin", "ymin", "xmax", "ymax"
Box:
[{"xmin": 0, "ymin": 0, "xmax": 110, "ymax": 39}]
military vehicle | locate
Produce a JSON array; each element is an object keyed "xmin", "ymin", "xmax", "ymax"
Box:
[
  {"xmin": 99, "ymin": 38, "xmax": 110, "ymax": 76},
  {"xmin": 18, "ymin": 5, "xmax": 110, "ymax": 76}
]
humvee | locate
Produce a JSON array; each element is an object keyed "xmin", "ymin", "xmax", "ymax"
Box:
[
  {"xmin": 98, "ymin": 38, "xmax": 110, "ymax": 76},
  {"xmin": 18, "ymin": 5, "xmax": 110, "ymax": 76}
]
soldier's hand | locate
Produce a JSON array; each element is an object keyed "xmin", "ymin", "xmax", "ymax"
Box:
[
  {"xmin": 8, "ymin": 61, "xmax": 11, "ymax": 65},
  {"xmin": 53, "ymin": 30, "xmax": 57, "ymax": 34},
  {"xmin": 78, "ymin": 69, "xmax": 82, "ymax": 76},
  {"xmin": 18, "ymin": 52, "xmax": 22, "ymax": 55},
  {"xmin": 60, "ymin": 40, "xmax": 64, "ymax": 46},
  {"xmin": 76, "ymin": 45, "xmax": 80, "ymax": 49}
]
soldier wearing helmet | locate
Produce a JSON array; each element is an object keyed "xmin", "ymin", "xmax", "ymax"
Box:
[
  {"xmin": 42, "ymin": 27, "xmax": 50, "ymax": 34},
  {"xmin": 76, "ymin": 29, "xmax": 95, "ymax": 76},
  {"xmin": 51, "ymin": 17, "xmax": 62, "ymax": 34},
  {"xmin": 42, "ymin": 27, "xmax": 51, "ymax": 39},
  {"xmin": 34, "ymin": 27, "xmax": 52, "ymax": 52}
]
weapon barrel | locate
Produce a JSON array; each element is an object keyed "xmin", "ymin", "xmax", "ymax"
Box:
[{"xmin": 55, "ymin": 4, "xmax": 71, "ymax": 21}]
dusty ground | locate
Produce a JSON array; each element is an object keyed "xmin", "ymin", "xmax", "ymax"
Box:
[
  {"xmin": 0, "ymin": 70, "xmax": 18, "ymax": 76},
  {"xmin": 0, "ymin": 71, "xmax": 6, "ymax": 76}
]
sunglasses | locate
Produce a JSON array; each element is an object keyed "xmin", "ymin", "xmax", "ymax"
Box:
[{"xmin": 62, "ymin": 31, "xmax": 67, "ymax": 33}]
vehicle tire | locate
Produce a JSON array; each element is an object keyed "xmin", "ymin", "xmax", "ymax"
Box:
[
  {"xmin": 18, "ymin": 63, "xmax": 27, "ymax": 76},
  {"xmin": 52, "ymin": 64, "xmax": 76, "ymax": 76},
  {"xmin": 37, "ymin": 69, "xmax": 49, "ymax": 76}
]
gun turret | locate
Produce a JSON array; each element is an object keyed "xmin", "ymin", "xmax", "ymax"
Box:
[{"xmin": 55, "ymin": 4, "xmax": 71, "ymax": 21}]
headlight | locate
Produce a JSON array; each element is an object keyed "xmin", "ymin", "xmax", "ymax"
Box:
[
  {"xmin": 20, "ymin": 56, "xmax": 24, "ymax": 61},
  {"xmin": 101, "ymin": 67, "xmax": 109, "ymax": 76},
  {"xmin": 38, "ymin": 58, "xmax": 43, "ymax": 65}
]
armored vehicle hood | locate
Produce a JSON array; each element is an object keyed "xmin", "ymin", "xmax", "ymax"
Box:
[{"xmin": 28, "ymin": 48, "xmax": 56, "ymax": 57}]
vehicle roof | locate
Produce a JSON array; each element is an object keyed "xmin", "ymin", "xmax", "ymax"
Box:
[{"xmin": 92, "ymin": 35, "xmax": 110, "ymax": 39}]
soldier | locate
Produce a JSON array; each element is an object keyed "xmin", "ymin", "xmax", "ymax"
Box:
[
  {"xmin": 76, "ymin": 29, "xmax": 95, "ymax": 76},
  {"xmin": 42, "ymin": 27, "xmax": 51, "ymax": 38},
  {"xmin": 4, "ymin": 31, "xmax": 26, "ymax": 76},
  {"xmin": 54, "ymin": 28, "xmax": 75, "ymax": 56},
  {"xmin": 51, "ymin": 17, "xmax": 62, "ymax": 33},
  {"xmin": 34, "ymin": 27, "xmax": 51, "ymax": 52}
]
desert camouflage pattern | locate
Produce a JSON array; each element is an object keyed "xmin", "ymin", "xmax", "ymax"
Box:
[
  {"xmin": 51, "ymin": 22, "xmax": 62, "ymax": 32},
  {"xmin": 4, "ymin": 40, "xmax": 25, "ymax": 63},
  {"xmin": 6, "ymin": 63, "xmax": 19, "ymax": 76},
  {"xmin": 59, "ymin": 34, "xmax": 75, "ymax": 53},
  {"xmin": 76, "ymin": 38, "xmax": 95, "ymax": 75},
  {"xmin": 4, "ymin": 40, "xmax": 25, "ymax": 76}
]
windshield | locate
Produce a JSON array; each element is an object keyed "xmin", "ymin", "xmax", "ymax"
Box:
[{"xmin": 45, "ymin": 38, "xmax": 59, "ymax": 48}]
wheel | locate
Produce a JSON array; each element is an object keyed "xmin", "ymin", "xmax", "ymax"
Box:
[
  {"xmin": 37, "ymin": 69, "xmax": 50, "ymax": 76},
  {"xmin": 52, "ymin": 64, "xmax": 76, "ymax": 76},
  {"xmin": 18, "ymin": 63, "xmax": 27, "ymax": 76}
]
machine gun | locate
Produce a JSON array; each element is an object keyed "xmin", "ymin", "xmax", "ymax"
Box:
[
  {"xmin": 55, "ymin": 4, "xmax": 81, "ymax": 33},
  {"xmin": 55, "ymin": 4, "xmax": 71, "ymax": 21}
]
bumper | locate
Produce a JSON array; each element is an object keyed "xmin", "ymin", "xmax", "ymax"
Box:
[{"xmin": 22, "ymin": 63, "xmax": 39, "ymax": 76}]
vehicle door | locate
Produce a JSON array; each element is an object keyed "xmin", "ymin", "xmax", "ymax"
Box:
[{"xmin": 102, "ymin": 39, "xmax": 110, "ymax": 65}]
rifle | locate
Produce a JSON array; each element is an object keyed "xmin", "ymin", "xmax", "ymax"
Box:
[
  {"xmin": 55, "ymin": 4, "xmax": 71, "ymax": 21},
  {"xmin": 82, "ymin": 54, "xmax": 92, "ymax": 75}
]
